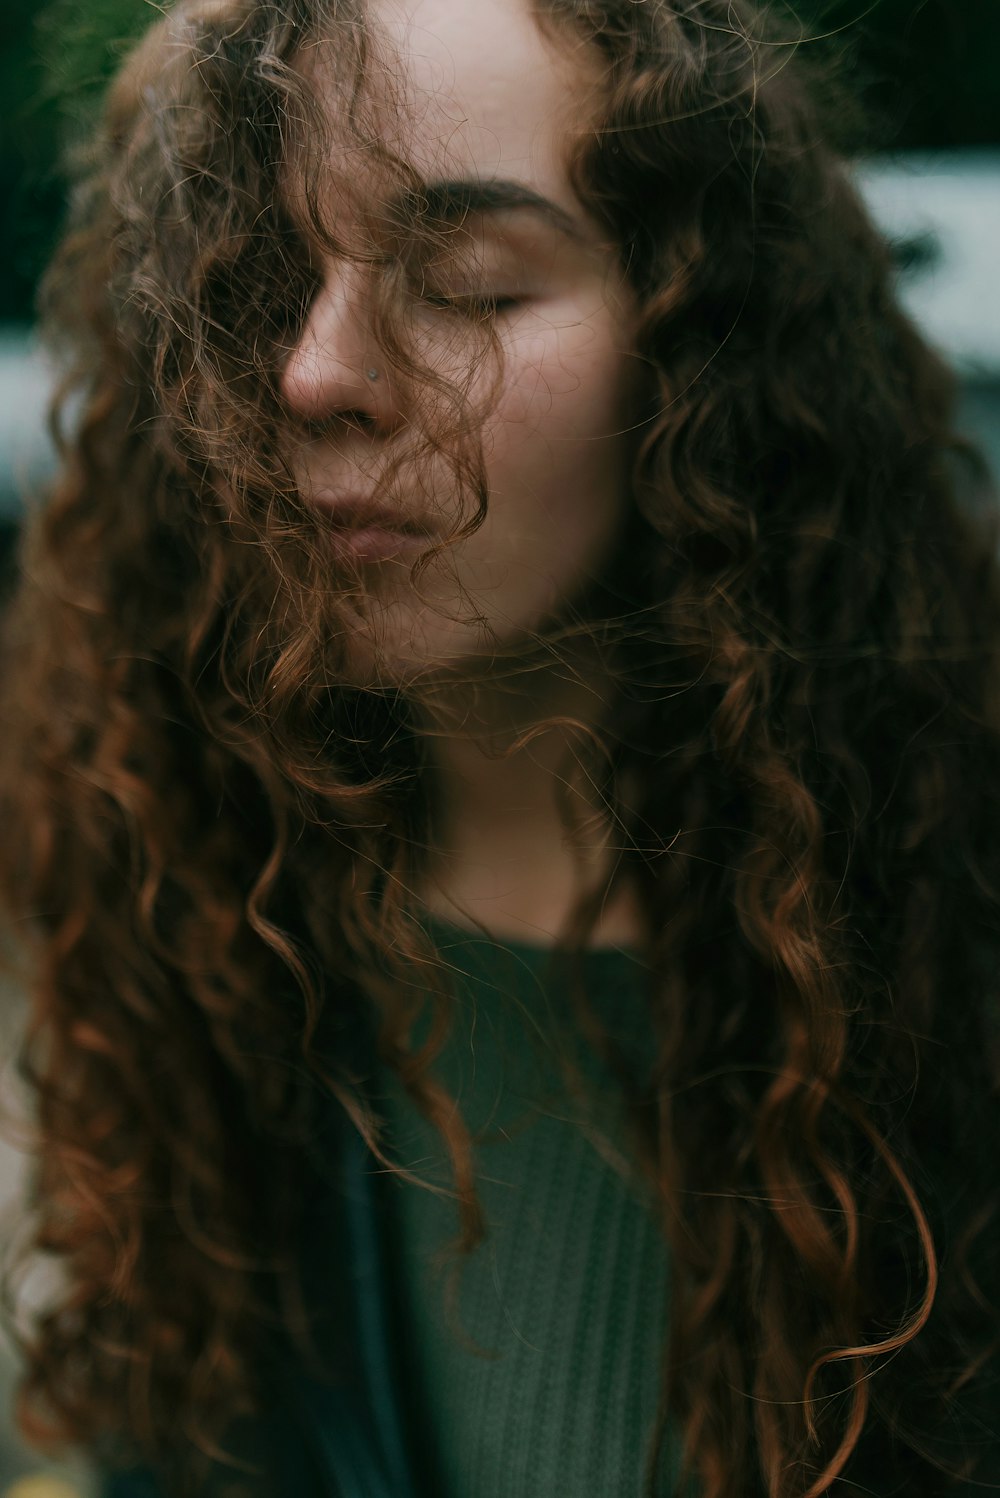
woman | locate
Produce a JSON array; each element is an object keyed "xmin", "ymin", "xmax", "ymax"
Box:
[{"xmin": 1, "ymin": 0, "xmax": 998, "ymax": 1493}]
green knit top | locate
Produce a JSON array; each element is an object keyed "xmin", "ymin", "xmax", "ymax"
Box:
[{"xmin": 373, "ymin": 919, "xmax": 687, "ymax": 1498}]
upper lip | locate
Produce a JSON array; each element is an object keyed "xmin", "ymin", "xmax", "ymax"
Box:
[{"xmin": 309, "ymin": 492, "xmax": 438, "ymax": 537}]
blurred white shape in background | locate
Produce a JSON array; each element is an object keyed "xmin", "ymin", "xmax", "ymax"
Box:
[
  {"xmin": 852, "ymin": 148, "xmax": 1000, "ymax": 380},
  {"xmin": 0, "ymin": 334, "xmax": 56, "ymax": 522}
]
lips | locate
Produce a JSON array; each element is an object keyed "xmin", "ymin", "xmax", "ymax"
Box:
[
  {"xmin": 310, "ymin": 492, "xmax": 438, "ymax": 540},
  {"xmin": 305, "ymin": 489, "xmax": 441, "ymax": 565}
]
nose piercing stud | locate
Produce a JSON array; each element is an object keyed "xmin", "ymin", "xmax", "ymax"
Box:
[{"xmin": 366, "ymin": 367, "xmax": 379, "ymax": 382}]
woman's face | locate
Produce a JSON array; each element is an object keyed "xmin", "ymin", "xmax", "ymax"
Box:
[{"xmin": 279, "ymin": 0, "xmax": 642, "ymax": 685}]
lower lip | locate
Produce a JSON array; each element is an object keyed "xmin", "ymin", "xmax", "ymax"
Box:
[{"xmin": 328, "ymin": 526, "xmax": 435, "ymax": 563}]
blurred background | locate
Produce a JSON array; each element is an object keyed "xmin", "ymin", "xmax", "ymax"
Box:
[{"xmin": 0, "ymin": 0, "xmax": 998, "ymax": 1493}]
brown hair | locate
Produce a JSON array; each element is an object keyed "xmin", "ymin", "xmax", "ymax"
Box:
[{"xmin": 1, "ymin": 0, "xmax": 999, "ymax": 1493}]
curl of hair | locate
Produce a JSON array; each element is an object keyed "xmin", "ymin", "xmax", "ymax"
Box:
[{"xmin": 1, "ymin": 0, "xmax": 999, "ymax": 1494}]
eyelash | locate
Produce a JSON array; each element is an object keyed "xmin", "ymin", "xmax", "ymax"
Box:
[{"xmin": 422, "ymin": 292, "xmax": 521, "ymax": 317}]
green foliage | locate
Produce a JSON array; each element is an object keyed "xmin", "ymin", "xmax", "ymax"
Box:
[
  {"xmin": 794, "ymin": 0, "xmax": 1000, "ymax": 152},
  {"xmin": 1, "ymin": 0, "xmax": 153, "ymax": 324},
  {"xmin": 0, "ymin": 0, "xmax": 998, "ymax": 324},
  {"xmin": 39, "ymin": 0, "xmax": 156, "ymax": 128}
]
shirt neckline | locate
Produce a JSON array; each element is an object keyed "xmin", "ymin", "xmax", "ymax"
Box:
[{"xmin": 419, "ymin": 910, "xmax": 650, "ymax": 968}]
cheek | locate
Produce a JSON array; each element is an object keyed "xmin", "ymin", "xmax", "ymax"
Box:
[{"xmin": 486, "ymin": 319, "xmax": 637, "ymax": 541}]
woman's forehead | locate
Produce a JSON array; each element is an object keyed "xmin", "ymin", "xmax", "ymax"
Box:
[{"xmin": 298, "ymin": 0, "xmax": 601, "ymax": 221}]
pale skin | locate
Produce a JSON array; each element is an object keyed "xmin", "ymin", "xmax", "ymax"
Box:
[{"xmin": 280, "ymin": 0, "xmax": 649, "ymax": 949}]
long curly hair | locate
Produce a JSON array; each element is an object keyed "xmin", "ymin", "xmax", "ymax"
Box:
[{"xmin": 2, "ymin": 0, "xmax": 999, "ymax": 1493}]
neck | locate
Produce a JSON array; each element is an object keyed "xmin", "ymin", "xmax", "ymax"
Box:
[{"xmin": 410, "ymin": 636, "xmax": 645, "ymax": 949}]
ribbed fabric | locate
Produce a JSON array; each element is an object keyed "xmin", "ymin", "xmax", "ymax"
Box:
[{"xmin": 373, "ymin": 921, "xmax": 685, "ymax": 1498}]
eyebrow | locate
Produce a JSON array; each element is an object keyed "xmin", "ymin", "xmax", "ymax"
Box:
[{"xmin": 394, "ymin": 177, "xmax": 586, "ymax": 244}]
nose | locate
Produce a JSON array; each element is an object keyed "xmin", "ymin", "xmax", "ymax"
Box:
[{"xmin": 279, "ymin": 260, "xmax": 401, "ymax": 430}]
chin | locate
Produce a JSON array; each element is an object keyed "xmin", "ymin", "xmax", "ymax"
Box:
[
  {"xmin": 330, "ymin": 552, "xmax": 604, "ymax": 687},
  {"xmin": 336, "ymin": 601, "xmax": 562, "ymax": 694}
]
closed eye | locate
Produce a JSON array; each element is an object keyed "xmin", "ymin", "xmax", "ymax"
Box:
[{"xmin": 422, "ymin": 291, "xmax": 523, "ymax": 317}]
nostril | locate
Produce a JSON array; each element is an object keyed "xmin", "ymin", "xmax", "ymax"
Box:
[
  {"xmin": 291, "ymin": 407, "xmax": 379, "ymax": 441},
  {"xmin": 346, "ymin": 408, "xmax": 379, "ymax": 430},
  {"xmin": 332, "ymin": 407, "xmax": 380, "ymax": 436}
]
